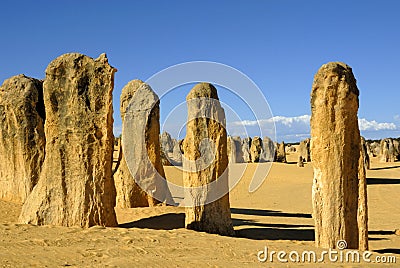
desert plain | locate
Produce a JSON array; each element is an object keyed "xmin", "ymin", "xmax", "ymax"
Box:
[{"xmin": 0, "ymin": 150, "xmax": 398, "ymax": 267}]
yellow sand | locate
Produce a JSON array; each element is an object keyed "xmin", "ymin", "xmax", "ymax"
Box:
[{"xmin": 0, "ymin": 151, "xmax": 398, "ymax": 267}]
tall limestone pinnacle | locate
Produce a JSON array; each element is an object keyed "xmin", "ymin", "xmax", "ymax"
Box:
[
  {"xmin": 114, "ymin": 79, "xmax": 158, "ymax": 208},
  {"xmin": 121, "ymin": 80, "xmax": 173, "ymax": 206},
  {"xmin": 0, "ymin": 75, "xmax": 45, "ymax": 203},
  {"xmin": 182, "ymin": 82, "xmax": 234, "ymax": 236},
  {"xmin": 310, "ymin": 62, "xmax": 368, "ymax": 250},
  {"xmin": 19, "ymin": 53, "xmax": 118, "ymax": 227}
]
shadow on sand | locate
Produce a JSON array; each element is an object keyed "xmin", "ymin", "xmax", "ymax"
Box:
[
  {"xmin": 374, "ymin": 248, "xmax": 400, "ymax": 255},
  {"xmin": 369, "ymin": 166, "xmax": 400, "ymax": 171},
  {"xmin": 118, "ymin": 211, "xmax": 315, "ymax": 241},
  {"xmin": 119, "ymin": 213, "xmax": 185, "ymax": 230},
  {"xmin": 118, "ymin": 208, "xmax": 315, "ymax": 241},
  {"xmin": 231, "ymin": 208, "xmax": 312, "ymax": 218},
  {"xmin": 367, "ymin": 178, "xmax": 400, "ymax": 185},
  {"xmin": 235, "ymin": 227, "xmax": 315, "ymax": 241},
  {"xmin": 232, "ymin": 217, "xmax": 314, "ymax": 241},
  {"xmin": 369, "ymin": 230, "xmax": 395, "ymax": 235},
  {"xmin": 117, "ymin": 208, "xmax": 391, "ymax": 243}
]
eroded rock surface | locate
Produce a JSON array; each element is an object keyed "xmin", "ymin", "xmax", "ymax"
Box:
[
  {"xmin": 310, "ymin": 62, "xmax": 368, "ymax": 250},
  {"xmin": 19, "ymin": 53, "xmax": 117, "ymax": 227},
  {"xmin": 299, "ymin": 138, "xmax": 311, "ymax": 162},
  {"xmin": 182, "ymin": 82, "xmax": 234, "ymax": 236},
  {"xmin": 380, "ymin": 138, "xmax": 399, "ymax": 162},
  {"xmin": 250, "ymin": 136, "xmax": 262, "ymax": 163},
  {"xmin": 227, "ymin": 136, "xmax": 243, "ymax": 163},
  {"xmin": 275, "ymin": 141, "xmax": 287, "ymax": 163},
  {"xmin": 115, "ymin": 79, "xmax": 156, "ymax": 207},
  {"xmin": 122, "ymin": 81, "xmax": 173, "ymax": 206},
  {"xmin": 260, "ymin": 137, "xmax": 275, "ymax": 162},
  {"xmin": 241, "ymin": 137, "xmax": 252, "ymax": 163},
  {"xmin": 0, "ymin": 75, "xmax": 45, "ymax": 203}
]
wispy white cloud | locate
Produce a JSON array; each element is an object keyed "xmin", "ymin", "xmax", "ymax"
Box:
[
  {"xmin": 271, "ymin": 115, "xmax": 311, "ymax": 127},
  {"xmin": 120, "ymin": 115, "xmax": 398, "ymax": 142},
  {"xmin": 227, "ymin": 115, "xmax": 398, "ymax": 142},
  {"xmin": 358, "ymin": 118, "xmax": 396, "ymax": 131},
  {"xmin": 229, "ymin": 115, "xmax": 311, "ymax": 127},
  {"xmin": 230, "ymin": 115, "xmax": 397, "ymax": 131}
]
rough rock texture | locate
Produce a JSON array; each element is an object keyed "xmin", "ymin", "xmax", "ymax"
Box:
[
  {"xmin": 260, "ymin": 136, "xmax": 275, "ymax": 162},
  {"xmin": 310, "ymin": 62, "xmax": 368, "ymax": 250},
  {"xmin": 114, "ymin": 155, "xmax": 150, "ymax": 207},
  {"xmin": 19, "ymin": 53, "xmax": 117, "ymax": 227},
  {"xmin": 171, "ymin": 140, "xmax": 183, "ymax": 165},
  {"xmin": 380, "ymin": 138, "xmax": 398, "ymax": 162},
  {"xmin": 364, "ymin": 140, "xmax": 374, "ymax": 158},
  {"xmin": 0, "ymin": 75, "xmax": 45, "ymax": 203},
  {"xmin": 241, "ymin": 137, "xmax": 252, "ymax": 163},
  {"xmin": 161, "ymin": 131, "xmax": 174, "ymax": 154},
  {"xmin": 182, "ymin": 82, "xmax": 234, "ymax": 236},
  {"xmin": 361, "ymin": 137, "xmax": 370, "ymax": 170},
  {"xmin": 297, "ymin": 156, "xmax": 304, "ymax": 167},
  {"xmin": 159, "ymin": 132, "xmax": 183, "ymax": 166},
  {"xmin": 275, "ymin": 142, "xmax": 287, "ymax": 163},
  {"xmin": 114, "ymin": 79, "xmax": 151, "ymax": 207},
  {"xmin": 250, "ymin": 136, "xmax": 262, "ymax": 163},
  {"xmin": 122, "ymin": 81, "xmax": 173, "ymax": 206},
  {"xmin": 285, "ymin": 145, "xmax": 296, "ymax": 153},
  {"xmin": 393, "ymin": 140, "xmax": 400, "ymax": 157},
  {"xmin": 160, "ymin": 150, "xmax": 172, "ymax": 166},
  {"xmin": 299, "ymin": 138, "xmax": 311, "ymax": 162},
  {"xmin": 160, "ymin": 132, "xmax": 174, "ymax": 166},
  {"xmin": 358, "ymin": 143, "xmax": 369, "ymax": 251},
  {"xmin": 368, "ymin": 141, "xmax": 380, "ymax": 157},
  {"xmin": 227, "ymin": 136, "xmax": 243, "ymax": 163}
]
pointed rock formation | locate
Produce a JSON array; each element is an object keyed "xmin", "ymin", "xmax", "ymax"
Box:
[
  {"xmin": 0, "ymin": 75, "xmax": 45, "ymax": 203},
  {"xmin": 299, "ymin": 138, "xmax": 311, "ymax": 162},
  {"xmin": 393, "ymin": 140, "xmax": 400, "ymax": 158},
  {"xmin": 227, "ymin": 136, "xmax": 243, "ymax": 163},
  {"xmin": 171, "ymin": 140, "xmax": 183, "ymax": 165},
  {"xmin": 358, "ymin": 141, "xmax": 369, "ymax": 251},
  {"xmin": 161, "ymin": 131, "xmax": 174, "ymax": 154},
  {"xmin": 379, "ymin": 138, "xmax": 398, "ymax": 162},
  {"xmin": 310, "ymin": 62, "xmax": 368, "ymax": 250},
  {"xmin": 160, "ymin": 132, "xmax": 174, "ymax": 166},
  {"xmin": 368, "ymin": 141, "xmax": 380, "ymax": 157},
  {"xmin": 241, "ymin": 137, "xmax": 252, "ymax": 163},
  {"xmin": 285, "ymin": 144, "xmax": 296, "ymax": 153},
  {"xmin": 121, "ymin": 80, "xmax": 173, "ymax": 206},
  {"xmin": 115, "ymin": 79, "xmax": 155, "ymax": 207},
  {"xmin": 260, "ymin": 136, "xmax": 275, "ymax": 162},
  {"xmin": 297, "ymin": 156, "xmax": 304, "ymax": 167},
  {"xmin": 160, "ymin": 134, "xmax": 183, "ymax": 166},
  {"xmin": 361, "ymin": 137, "xmax": 370, "ymax": 170},
  {"xmin": 275, "ymin": 141, "xmax": 287, "ymax": 163},
  {"xmin": 250, "ymin": 136, "xmax": 262, "ymax": 163},
  {"xmin": 182, "ymin": 82, "xmax": 234, "ymax": 236},
  {"xmin": 19, "ymin": 53, "xmax": 117, "ymax": 227}
]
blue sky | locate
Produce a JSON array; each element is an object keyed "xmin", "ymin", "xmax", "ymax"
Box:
[{"xmin": 1, "ymin": 1, "xmax": 399, "ymax": 142}]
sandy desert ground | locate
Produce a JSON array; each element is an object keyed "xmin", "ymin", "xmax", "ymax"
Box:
[{"xmin": 0, "ymin": 151, "xmax": 399, "ymax": 267}]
